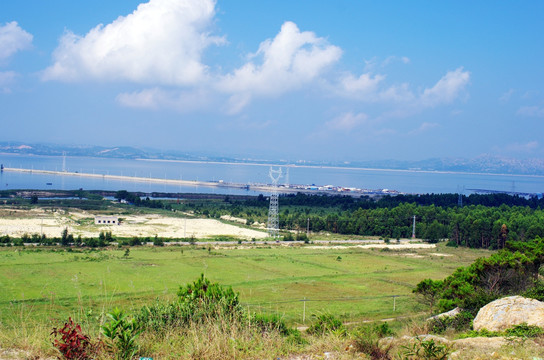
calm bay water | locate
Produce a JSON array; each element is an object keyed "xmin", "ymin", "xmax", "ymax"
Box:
[{"xmin": 0, "ymin": 154, "xmax": 542, "ymax": 196}]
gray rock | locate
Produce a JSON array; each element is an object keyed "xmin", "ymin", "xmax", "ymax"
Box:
[
  {"xmin": 473, "ymin": 295, "xmax": 544, "ymax": 332},
  {"xmin": 428, "ymin": 307, "xmax": 462, "ymax": 321}
]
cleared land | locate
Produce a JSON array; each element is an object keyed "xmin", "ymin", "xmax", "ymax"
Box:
[{"xmin": 0, "ymin": 208, "xmax": 268, "ymax": 239}]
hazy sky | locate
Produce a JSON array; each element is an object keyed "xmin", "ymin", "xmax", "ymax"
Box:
[{"xmin": 1, "ymin": 0, "xmax": 543, "ymax": 162}]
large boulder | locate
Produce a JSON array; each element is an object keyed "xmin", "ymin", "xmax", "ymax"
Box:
[{"xmin": 473, "ymin": 296, "xmax": 544, "ymax": 331}]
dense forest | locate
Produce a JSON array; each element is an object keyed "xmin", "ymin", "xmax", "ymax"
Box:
[{"xmin": 187, "ymin": 192, "xmax": 544, "ymax": 249}]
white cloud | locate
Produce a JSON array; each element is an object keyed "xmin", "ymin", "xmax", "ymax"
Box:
[
  {"xmin": 116, "ymin": 87, "xmax": 212, "ymax": 112},
  {"xmin": 0, "ymin": 22, "xmax": 32, "ymax": 62},
  {"xmin": 377, "ymin": 83, "xmax": 416, "ymax": 103},
  {"xmin": 337, "ymin": 67, "xmax": 469, "ymax": 108},
  {"xmin": 340, "ymin": 73, "xmax": 384, "ymax": 95},
  {"xmin": 218, "ymin": 21, "xmax": 342, "ymax": 112},
  {"xmin": 0, "ymin": 71, "xmax": 17, "ymax": 93},
  {"xmin": 409, "ymin": 122, "xmax": 438, "ymax": 135},
  {"xmin": 420, "ymin": 67, "xmax": 470, "ymax": 107},
  {"xmin": 43, "ymin": 0, "xmax": 223, "ymax": 85},
  {"xmin": 517, "ymin": 105, "xmax": 544, "ymax": 118},
  {"xmin": 325, "ymin": 112, "xmax": 368, "ymax": 131}
]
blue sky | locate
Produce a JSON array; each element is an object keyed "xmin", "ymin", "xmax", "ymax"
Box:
[{"xmin": 1, "ymin": 0, "xmax": 543, "ymax": 162}]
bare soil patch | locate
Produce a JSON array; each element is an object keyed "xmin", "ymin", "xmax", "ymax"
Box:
[{"xmin": 0, "ymin": 208, "xmax": 268, "ymax": 240}]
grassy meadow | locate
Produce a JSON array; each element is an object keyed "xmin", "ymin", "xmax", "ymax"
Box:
[{"xmin": 0, "ymin": 243, "xmax": 490, "ymax": 331}]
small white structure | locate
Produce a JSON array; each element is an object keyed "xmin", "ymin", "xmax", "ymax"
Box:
[{"xmin": 94, "ymin": 216, "xmax": 119, "ymax": 225}]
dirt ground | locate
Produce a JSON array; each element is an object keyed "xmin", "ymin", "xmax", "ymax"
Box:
[{"xmin": 0, "ymin": 208, "xmax": 268, "ymax": 240}]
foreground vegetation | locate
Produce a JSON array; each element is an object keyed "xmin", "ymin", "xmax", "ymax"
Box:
[{"xmin": 2, "ymin": 192, "xmax": 544, "ymax": 358}]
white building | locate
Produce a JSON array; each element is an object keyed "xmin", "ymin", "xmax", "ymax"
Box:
[{"xmin": 94, "ymin": 216, "xmax": 119, "ymax": 225}]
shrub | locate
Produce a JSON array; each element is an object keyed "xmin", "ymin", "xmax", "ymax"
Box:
[
  {"xmin": 177, "ymin": 273, "xmax": 242, "ymax": 322},
  {"xmin": 101, "ymin": 308, "xmax": 142, "ymax": 360},
  {"xmin": 138, "ymin": 274, "xmax": 244, "ymax": 331},
  {"xmin": 445, "ymin": 240, "xmax": 458, "ymax": 247},
  {"xmin": 296, "ymin": 232, "xmax": 308, "ymax": 242},
  {"xmin": 351, "ymin": 323, "xmax": 393, "ymax": 360},
  {"xmin": 415, "ymin": 237, "xmax": 544, "ymax": 315},
  {"xmin": 427, "ymin": 311, "xmax": 473, "ymax": 334},
  {"xmin": 250, "ymin": 313, "xmax": 291, "ymax": 336},
  {"xmin": 399, "ymin": 337, "xmax": 451, "ymax": 360},
  {"xmin": 504, "ymin": 323, "xmax": 543, "ymax": 338},
  {"xmin": 153, "ymin": 235, "xmax": 164, "ymax": 246},
  {"xmin": 51, "ymin": 318, "xmax": 94, "ymax": 360},
  {"xmin": 374, "ymin": 322, "xmax": 394, "ymax": 338},
  {"xmin": 137, "ymin": 300, "xmax": 185, "ymax": 333},
  {"xmin": 283, "ymin": 232, "xmax": 294, "ymax": 241},
  {"xmin": 306, "ymin": 313, "xmax": 344, "ymax": 335}
]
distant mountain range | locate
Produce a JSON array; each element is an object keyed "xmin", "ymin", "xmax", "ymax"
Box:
[{"xmin": 1, "ymin": 141, "xmax": 543, "ymax": 176}]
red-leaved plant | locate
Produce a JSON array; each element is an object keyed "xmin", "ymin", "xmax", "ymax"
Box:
[{"xmin": 51, "ymin": 318, "xmax": 93, "ymax": 360}]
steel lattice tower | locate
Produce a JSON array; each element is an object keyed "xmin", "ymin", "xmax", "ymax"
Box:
[{"xmin": 267, "ymin": 167, "xmax": 282, "ymax": 239}]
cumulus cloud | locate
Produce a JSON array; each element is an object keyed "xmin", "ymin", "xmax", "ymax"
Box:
[
  {"xmin": 0, "ymin": 22, "xmax": 33, "ymax": 62},
  {"xmin": 218, "ymin": 21, "xmax": 342, "ymax": 112},
  {"xmin": 43, "ymin": 0, "xmax": 223, "ymax": 85},
  {"xmin": 517, "ymin": 105, "xmax": 544, "ymax": 118},
  {"xmin": 420, "ymin": 67, "xmax": 470, "ymax": 107},
  {"xmin": 337, "ymin": 67, "xmax": 469, "ymax": 108},
  {"xmin": 325, "ymin": 112, "xmax": 368, "ymax": 131}
]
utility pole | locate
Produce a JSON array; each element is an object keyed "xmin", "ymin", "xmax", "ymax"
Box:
[
  {"xmin": 412, "ymin": 215, "xmax": 416, "ymax": 239},
  {"xmin": 307, "ymin": 218, "xmax": 310, "ymax": 236}
]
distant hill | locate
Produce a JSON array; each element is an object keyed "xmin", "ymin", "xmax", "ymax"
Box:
[
  {"xmin": 1, "ymin": 141, "xmax": 543, "ymax": 176},
  {"xmin": 348, "ymin": 156, "xmax": 544, "ymax": 176}
]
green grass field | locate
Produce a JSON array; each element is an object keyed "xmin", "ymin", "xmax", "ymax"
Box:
[{"xmin": 0, "ymin": 243, "xmax": 490, "ymax": 332}]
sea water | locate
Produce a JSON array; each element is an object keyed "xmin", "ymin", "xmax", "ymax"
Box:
[{"xmin": 0, "ymin": 154, "xmax": 542, "ymax": 196}]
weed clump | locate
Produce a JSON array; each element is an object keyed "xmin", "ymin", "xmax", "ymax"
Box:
[
  {"xmin": 351, "ymin": 323, "xmax": 394, "ymax": 360},
  {"xmin": 306, "ymin": 313, "xmax": 344, "ymax": 336}
]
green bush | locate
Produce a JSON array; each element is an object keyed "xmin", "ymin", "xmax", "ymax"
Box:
[
  {"xmin": 427, "ymin": 311, "xmax": 473, "ymax": 334},
  {"xmin": 458, "ymin": 323, "xmax": 543, "ymax": 339},
  {"xmin": 101, "ymin": 308, "xmax": 142, "ymax": 360},
  {"xmin": 249, "ymin": 313, "xmax": 303, "ymax": 343},
  {"xmin": 504, "ymin": 323, "xmax": 543, "ymax": 338},
  {"xmin": 137, "ymin": 300, "xmax": 185, "ymax": 332},
  {"xmin": 399, "ymin": 337, "xmax": 451, "ymax": 360},
  {"xmin": 177, "ymin": 273, "xmax": 242, "ymax": 321},
  {"xmin": 306, "ymin": 313, "xmax": 344, "ymax": 335},
  {"xmin": 415, "ymin": 237, "xmax": 544, "ymax": 315},
  {"xmin": 152, "ymin": 235, "xmax": 164, "ymax": 246},
  {"xmin": 138, "ymin": 274, "xmax": 243, "ymax": 331}
]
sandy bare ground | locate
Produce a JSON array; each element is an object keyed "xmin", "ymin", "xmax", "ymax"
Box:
[
  {"xmin": 306, "ymin": 243, "xmax": 436, "ymax": 250},
  {"xmin": 0, "ymin": 208, "xmax": 268, "ymax": 240}
]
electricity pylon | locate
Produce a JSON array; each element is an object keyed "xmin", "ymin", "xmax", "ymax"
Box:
[{"xmin": 267, "ymin": 167, "xmax": 282, "ymax": 239}]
